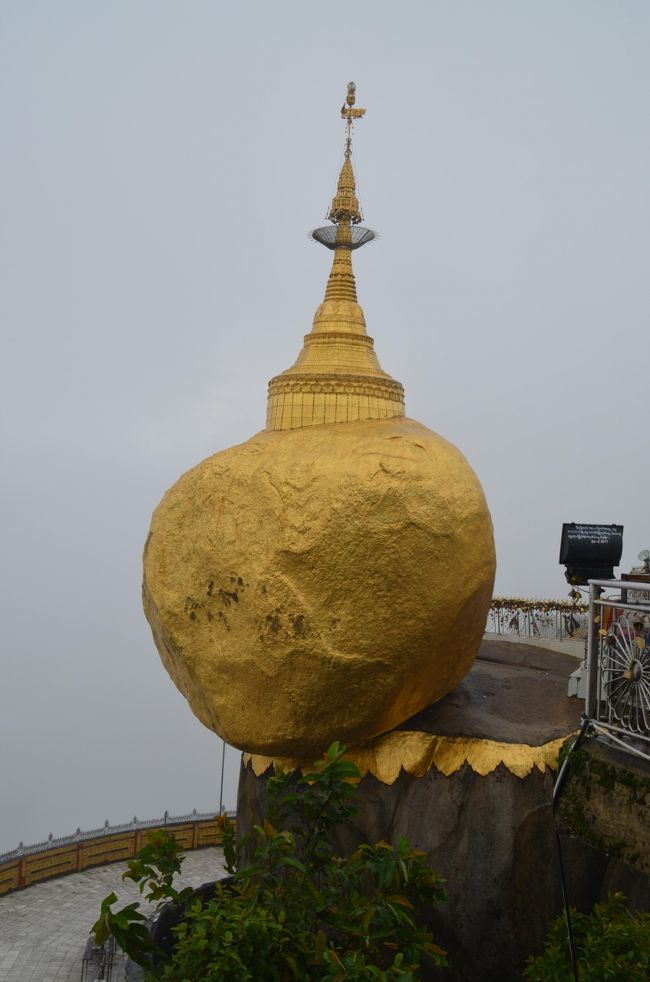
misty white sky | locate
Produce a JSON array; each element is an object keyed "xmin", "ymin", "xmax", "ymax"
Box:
[{"xmin": 1, "ymin": 1, "xmax": 648, "ymax": 852}]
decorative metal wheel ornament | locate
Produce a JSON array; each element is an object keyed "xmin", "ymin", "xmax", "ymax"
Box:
[{"xmin": 601, "ymin": 615, "xmax": 650, "ymax": 734}]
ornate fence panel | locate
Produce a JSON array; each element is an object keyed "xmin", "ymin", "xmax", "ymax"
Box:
[{"xmin": 584, "ymin": 579, "xmax": 650, "ymax": 761}]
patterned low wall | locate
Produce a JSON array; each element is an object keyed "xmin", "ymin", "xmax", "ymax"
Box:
[{"xmin": 0, "ymin": 811, "xmax": 233, "ymax": 897}]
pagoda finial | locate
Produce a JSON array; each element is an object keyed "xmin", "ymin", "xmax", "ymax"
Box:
[
  {"xmin": 329, "ymin": 82, "xmax": 366, "ymax": 225},
  {"xmin": 341, "ymin": 81, "xmax": 366, "ymax": 151}
]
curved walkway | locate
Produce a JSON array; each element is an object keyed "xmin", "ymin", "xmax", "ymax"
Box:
[{"xmin": 0, "ymin": 847, "xmax": 226, "ymax": 981}]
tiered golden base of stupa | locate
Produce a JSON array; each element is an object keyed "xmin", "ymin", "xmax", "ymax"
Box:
[
  {"xmin": 266, "ymin": 223, "xmax": 404, "ymax": 431},
  {"xmin": 266, "ymin": 369, "xmax": 404, "ymax": 431}
]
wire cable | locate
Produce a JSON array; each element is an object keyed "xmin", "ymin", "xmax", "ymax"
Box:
[{"xmin": 552, "ymin": 716, "xmax": 591, "ymax": 982}]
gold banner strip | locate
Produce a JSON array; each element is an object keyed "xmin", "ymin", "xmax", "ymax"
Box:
[{"xmin": 244, "ymin": 731, "xmax": 569, "ymax": 785}]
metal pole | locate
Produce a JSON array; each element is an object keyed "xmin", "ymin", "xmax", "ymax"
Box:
[
  {"xmin": 218, "ymin": 740, "xmax": 226, "ymax": 814},
  {"xmin": 552, "ymin": 718, "xmax": 590, "ymax": 982},
  {"xmin": 585, "ymin": 581, "xmax": 601, "ymax": 721}
]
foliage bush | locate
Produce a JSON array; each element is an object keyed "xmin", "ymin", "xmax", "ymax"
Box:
[
  {"xmin": 524, "ymin": 892, "xmax": 650, "ymax": 982},
  {"xmin": 92, "ymin": 742, "xmax": 447, "ymax": 980},
  {"xmin": 91, "ymin": 827, "xmax": 193, "ymax": 968}
]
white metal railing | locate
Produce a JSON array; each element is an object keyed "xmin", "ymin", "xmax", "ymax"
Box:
[
  {"xmin": 585, "ymin": 579, "xmax": 650, "ymax": 762},
  {"xmin": 487, "ymin": 597, "xmax": 589, "ymax": 642}
]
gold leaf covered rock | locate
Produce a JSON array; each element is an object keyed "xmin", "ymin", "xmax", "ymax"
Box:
[
  {"xmin": 142, "ymin": 85, "xmax": 496, "ymax": 756},
  {"xmin": 143, "ymin": 416, "xmax": 495, "ymax": 755}
]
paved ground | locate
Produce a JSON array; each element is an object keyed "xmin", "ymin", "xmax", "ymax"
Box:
[{"xmin": 0, "ymin": 847, "xmax": 226, "ymax": 982}]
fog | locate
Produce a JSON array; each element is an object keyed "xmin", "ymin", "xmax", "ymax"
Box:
[{"xmin": 1, "ymin": 1, "xmax": 648, "ymax": 852}]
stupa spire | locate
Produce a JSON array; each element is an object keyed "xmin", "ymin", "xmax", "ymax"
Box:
[
  {"xmin": 329, "ymin": 156, "xmax": 361, "ymax": 224},
  {"xmin": 266, "ymin": 83, "xmax": 404, "ymax": 432},
  {"xmin": 328, "ymin": 82, "xmax": 364, "ymax": 224}
]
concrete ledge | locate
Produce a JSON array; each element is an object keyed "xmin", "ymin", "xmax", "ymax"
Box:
[{"xmin": 484, "ymin": 632, "xmax": 585, "ymax": 659}]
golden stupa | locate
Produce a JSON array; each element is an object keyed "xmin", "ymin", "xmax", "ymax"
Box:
[{"xmin": 143, "ymin": 84, "xmax": 496, "ymax": 756}]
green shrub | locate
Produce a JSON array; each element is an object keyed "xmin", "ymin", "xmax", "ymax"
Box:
[
  {"xmin": 92, "ymin": 742, "xmax": 447, "ymax": 980},
  {"xmin": 91, "ymin": 827, "xmax": 193, "ymax": 969},
  {"xmin": 161, "ymin": 742, "xmax": 447, "ymax": 980},
  {"xmin": 524, "ymin": 892, "xmax": 650, "ymax": 982}
]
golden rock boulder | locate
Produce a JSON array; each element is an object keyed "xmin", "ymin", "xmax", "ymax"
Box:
[
  {"xmin": 143, "ymin": 416, "xmax": 495, "ymax": 755},
  {"xmin": 142, "ymin": 85, "xmax": 496, "ymax": 757}
]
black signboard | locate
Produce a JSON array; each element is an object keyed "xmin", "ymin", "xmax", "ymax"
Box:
[{"xmin": 559, "ymin": 523, "xmax": 623, "ymax": 584}]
